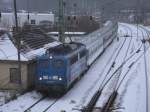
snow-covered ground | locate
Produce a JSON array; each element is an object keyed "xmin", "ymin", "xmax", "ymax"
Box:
[
  {"xmin": 0, "ymin": 91, "xmax": 43, "ymax": 112},
  {"xmin": 0, "ymin": 23, "xmax": 150, "ymax": 112},
  {"xmin": 94, "ymin": 23, "xmax": 150, "ymax": 112},
  {"xmin": 94, "ymin": 23, "xmax": 142, "ymax": 109},
  {"xmin": 112, "ymin": 23, "xmax": 150, "ymax": 112}
]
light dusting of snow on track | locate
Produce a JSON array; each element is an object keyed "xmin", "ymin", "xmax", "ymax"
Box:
[{"xmin": 0, "ymin": 91, "xmax": 43, "ymax": 112}]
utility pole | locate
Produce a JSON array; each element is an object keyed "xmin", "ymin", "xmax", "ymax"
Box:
[
  {"xmin": 14, "ymin": 0, "xmax": 18, "ymax": 29},
  {"xmin": 27, "ymin": 0, "xmax": 30, "ymax": 24},
  {"xmin": 0, "ymin": 11, "xmax": 1, "ymax": 22},
  {"xmin": 136, "ymin": 0, "xmax": 139, "ymax": 41},
  {"xmin": 58, "ymin": 0, "xmax": 65, "ymax": 43},
  {"xmin": 13, "ymin": 0, "xmax": 22, "ymax": 84}
]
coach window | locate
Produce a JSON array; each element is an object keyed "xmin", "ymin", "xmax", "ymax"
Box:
[
  {"xmin": 31, "ymin": 19, "xmax": 36, "ymax": 24},
  {"xmin": 10, "ymin": 68, "xmax": 20, "ymax": 84},
  {"xmin": 70, "ymin": 55, "xmax": 78, "ymax": 65}
]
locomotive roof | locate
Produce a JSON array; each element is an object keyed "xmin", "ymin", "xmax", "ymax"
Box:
[{"xmin": 47, "ymin": 42, "xmax": 85, "ymax": 55}]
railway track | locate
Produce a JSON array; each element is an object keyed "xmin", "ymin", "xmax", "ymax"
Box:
[
  {"xmin": 23, "ymin": 94, "xmax": 64, "ymax": 112},
  {"xmin": 100, "ymin": 24, "xmax": 150, "ymax": 112},
  {"xmin": 99, "ymin": 25, "xmax": 133, "ymax": 112},
  {"xmin": 24, "ymin": 96, "xmax": 47, "ymax": 112},
  {"xmin": 81, "ymin": 25, "xmax": 135, "ymax": 112},
  {"xmin": 102, "ymin": 24, "xmax": 150, "ymax": 112},
  {"xmin": 82, "ymin": 24, "xmax": 150, "ymax": 112},
  {"xmin": 138, "ymin": 26, "xmax": 150, "ymax": 112}
]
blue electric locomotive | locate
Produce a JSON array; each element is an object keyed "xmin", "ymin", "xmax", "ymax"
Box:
[{"xmin": 36, "ymin": 42, "xmax": 88, "ymax": 92}]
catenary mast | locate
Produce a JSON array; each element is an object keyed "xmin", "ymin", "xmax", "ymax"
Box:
[{"xmin": 58, "ymin": 0, "xmax": 65, "ymax": 43}]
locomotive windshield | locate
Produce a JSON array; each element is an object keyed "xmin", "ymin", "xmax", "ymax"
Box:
[
  {"xmin": 53, "ymin": 59, "xmax": 64, "ymax": 68},
  {"xmin": 39, "ymin": 59, "xmax": 49, "ymax": 68}
]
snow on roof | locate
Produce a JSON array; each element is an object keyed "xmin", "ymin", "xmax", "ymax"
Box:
[
  {"xmin": 0, "ymin": 34, "xmax": 61, "ymax": 61},
  {"xmin": 24, "ymin": 41, "xmax": 61, "ymax": 60},
  {"xmin": 104, "ymin": 21, "xmax": 113, "ymax": 26},
  {"xmin": 1, "ymin": 12, "xmax": 54, "ymax": 16},
  {"xmin": 0, "ymin": 34, "xmax": 28, "ymax": 61},
  {"xmin": 47, "ymin": 32, "xmax": 86, "ymax": 35}
]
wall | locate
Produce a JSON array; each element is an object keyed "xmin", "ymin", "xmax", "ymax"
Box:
[
  {"xmin": 27, "ymin": 61, "xmax": 36, "ymax": 89},
  {"xmin": 0, "ymin": 61, "xmax": 28, "ymax": 91}
]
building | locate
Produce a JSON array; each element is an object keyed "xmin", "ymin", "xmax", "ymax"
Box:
[
  {"xmin": 0, "ymin": 33, "xmax": 29, "ymax": 91},
  {"xmin": 0, "ymin": 12, "xmax": 55, "ymax": 30},
  {"xmin": 0, "ymin": 28, "xmax": 60, "ymax": 92}
]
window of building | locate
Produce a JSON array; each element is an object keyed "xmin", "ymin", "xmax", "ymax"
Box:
[
  {"xmin": 31, "ymin": 19, "xmax": 36, "ymax": 24},
  {"xmin": 10, "ymin": 68, "xmax": 20, "ymax": 84}
]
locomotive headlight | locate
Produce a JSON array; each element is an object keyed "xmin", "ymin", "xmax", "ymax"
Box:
[
  {"xmin": 49, "ymin": 56, "xmax": 53, "ymax": 59},
  {"xmin": 59, "ymin": 77, "xmax": 62, "ymax": 81},
  {"xmin": 39, "ymin": 77, "xmax": 42, "ymax": 80}
]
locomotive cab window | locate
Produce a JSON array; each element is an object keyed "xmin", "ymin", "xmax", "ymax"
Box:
[
  {"xmin": 53, "ymin": 60, "xmax": 64, "ymax": 68},
  {"xmin": 39, "ymin": 60, "xmax": 49, "ymax": 68},
  {"xmin": 70, "ymin": 55, "xmax": 78, "ymax": 65}
]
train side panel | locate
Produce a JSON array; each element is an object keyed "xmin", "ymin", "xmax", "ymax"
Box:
[{"xmin": 69, "ymin": 55, "xmax": 87, "ymax": 85}]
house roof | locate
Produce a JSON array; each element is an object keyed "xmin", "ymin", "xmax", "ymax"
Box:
[
  {"xmin": 0, "ymin": 34, "xmax": 28, "ymax": 61},
  {"xmin": 0, "ymin": 33, "xmax": 60, "ymax": 62}
]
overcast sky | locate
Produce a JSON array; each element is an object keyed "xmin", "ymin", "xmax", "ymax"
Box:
[{"xmin": 0, "ymin": 0, "xmax": 150, "ymax": 13}]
